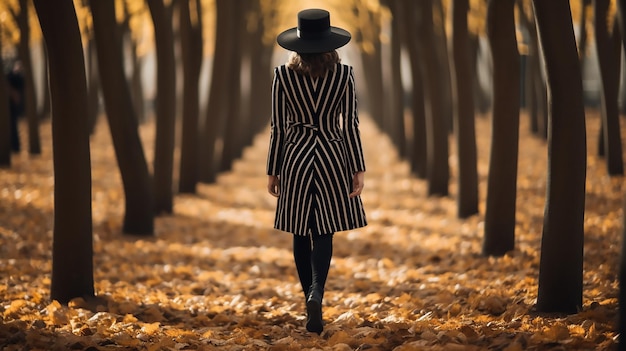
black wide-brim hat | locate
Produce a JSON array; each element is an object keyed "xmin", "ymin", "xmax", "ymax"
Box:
[{"xmin": 277, "ymin": 9, "xmax": 351, "ymax": 54}]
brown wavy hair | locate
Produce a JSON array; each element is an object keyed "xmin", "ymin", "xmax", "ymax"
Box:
[{"xmin": 287, "ymin": 51, "xmax": 341, "ymax": 78}]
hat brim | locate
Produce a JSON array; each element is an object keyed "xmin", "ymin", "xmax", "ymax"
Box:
[{"xmin": 277, "ymin": 27, "xmax": 351, "ymax": 54}]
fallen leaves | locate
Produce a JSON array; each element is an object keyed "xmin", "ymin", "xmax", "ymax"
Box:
[{"xmin": 0, "ymin": 111, "xmax": 622, "ymax": 350}]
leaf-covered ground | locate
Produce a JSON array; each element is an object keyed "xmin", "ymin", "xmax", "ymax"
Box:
[{"xmin": 0, "ymin": 111, "xmax": 622, "ymax": 350}]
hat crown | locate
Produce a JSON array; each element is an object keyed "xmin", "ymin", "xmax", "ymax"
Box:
[{"xmin": 297, "ymin": 9, "xmax": 331, "ymax": 39}]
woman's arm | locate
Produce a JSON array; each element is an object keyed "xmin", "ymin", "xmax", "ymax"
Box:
[
  {"xmin": 342, "ymin": 66, "xmax": 366, "ymax": 175},
  {"xmin": 267, "ymin": 67, "xmax": 286, "ymax": 176}
]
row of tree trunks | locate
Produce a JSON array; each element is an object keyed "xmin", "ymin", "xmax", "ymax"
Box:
[{"xmin": 33, "ymin": 0, "xmax": 94, "ymax": 304}]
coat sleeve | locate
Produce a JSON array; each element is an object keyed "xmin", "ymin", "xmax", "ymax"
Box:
[
  {"xmin": 267, "ymin": 67, "xmax": 286, "ymax": 176},
  {"xmin": 341, "ymin": 66, "xmax": 366, "ymax": 174}
]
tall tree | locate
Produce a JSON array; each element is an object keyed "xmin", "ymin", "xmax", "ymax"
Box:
[
  {"xmin": 89, "ymin": 0, "xmax": 154, "ymax": 235},
  {"xmin": 382, "ymin": 0, "xmax": 407, "ymax": 157},
  {"xmin": 416, "ymin": 0, "xmax": 449, "ymax": 196},
  {"xmin": 147, "ymin": 0, "xmax": 177, "ymax": 213},
  {"xmin": 178, "ymin": 0, "xmax": 203, "ymax": 193},
  {"xmin": 518, "ymin": 2, "xmax": 547, "ymax": 138},
  {"xmin": 403, "ymin": 0, "xmax": 427, "ymax": 178},
  {"xmin": 533, "ymin": 0, "xmax": 586, "ymax": 314},
  {"xmin": 33, "ymin": 0, "xmax": 94, "ymax": 303},
  {"xmin": 11, "ymin": 0, "xmax": 40, "ymax": 154},
  {"xmin": 354, "ymin": 3, "xmax": 385, "ymax": 130},
  {"xmin": 482, "ymin": 0, "xmax": 520, "ymax": 256},
  {"xmin": 247, "ymin": 0, "xmax": 275, "ymax": 140},
  {"xmin": 218, "ymin": 0, "xmax": 244, "ymax": 173},
  {"xmin": 594, "ymin": 0, "xmax": 623, "ymax": 175},
  {"xmin": 199, "ymin": 0, "xmax": 231, "ymax": 183},
  {"xmin": 451, "ymin": 0, "xmax": 479, "ymax": 218},
  {"xmin": 0, "ymin": 34, "xmax": 10, "ymax": 167}
]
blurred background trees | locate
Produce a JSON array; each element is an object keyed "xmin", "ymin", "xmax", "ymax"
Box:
[{"xmin": 0, "ymin": 0, "xmax": 622, "ymax": 313}]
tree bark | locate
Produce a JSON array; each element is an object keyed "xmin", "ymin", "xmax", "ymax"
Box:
[
  {"xmin": 0, "ymin": 36, "xmax": 10, "ymax": 167},
  {"xmin": 533, "ymin": 0, "xmax": 586, "ymax": 314},
  {"xmin": 147, "ymin": 0, "xmax": 177, "ymax": 213},
  {"xmin": 482, "ymin": 0, "xmax": 520, "ymax": 256},
  {"xmin": 199, "ymin": 0, "xmax": 231, "ymax": 183},
  {"xmin": 416, "ymin": 0, "xmax": 449, "ymax": 196},
  {"xmin": 594, "ymin": 0, "xmax": 623, "ymax": 175},
  {"xmin": 382, "ymin": 0, "xmax": 407, "ymax": 157},
  {"xmin": 247, "ymin": 1, "xmax": 274, "ymax": 140},
  {"xmin": 355, "ymin": 5, "xmax": 385, "ymax": 130},
  {"xmin": 518, "ymin": 4, "xmax": 547, "ymax": 138},
  {"xmin": 403, "ymin": 0, "xmax": 427, "ymax": 178},
  {"xmin": 33, "ymin": 0, "xmax": 94, "ymax": 303},
  {"xmin": 89, "ymin": 0, "xmax": 154, "ymax": 235},
  {"xmin": 86, "ymin": 36, "xmax": 100, "ymax": 134},
  {"xmin": 14, "ymin": 0, "xmax": 41, "ymax": 155},
  {"xmin": 178, "ymin": 0, "xmax": 203, "ymax": 194},
  {"xmin": 219, "ymin": 0, "xmax": 243, "ymax": 173},
  {"xmin": 451, "ymin": 0, "xmax": 479, "ymax": 218}
]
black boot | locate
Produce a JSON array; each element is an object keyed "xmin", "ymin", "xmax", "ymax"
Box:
[{"xmin": 306, "ymin": 284, "xmax": 323, "ymax": 334}]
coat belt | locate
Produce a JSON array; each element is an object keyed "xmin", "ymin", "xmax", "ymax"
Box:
[{"xmin": 290, "ymin": 122, "xmax": 319, "ymax": 131}]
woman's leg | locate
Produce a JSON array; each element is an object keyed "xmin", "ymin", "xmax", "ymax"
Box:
[
  {"xmin": 310, "ymin": 233, "xmax": 333, "ymax": 296},
  {"xmin": 306, "ymin": 232, "xmax": 333, "ymax": 334},
  {"xmin": 293, "ymin": 234, "xmax": 313, "ymax": 299}
]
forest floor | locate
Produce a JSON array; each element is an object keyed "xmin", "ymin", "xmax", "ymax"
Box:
[{"xmin": 0, "ymin": 110, "xmax": 623, "ymax": 350}]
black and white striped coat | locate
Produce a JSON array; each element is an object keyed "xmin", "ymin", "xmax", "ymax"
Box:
[{"xmin": 267, "ymin": 63, "xmax": 367, "ymax": 236}]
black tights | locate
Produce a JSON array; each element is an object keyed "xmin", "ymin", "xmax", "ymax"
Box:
[{"xmin": 293, "ymin": 232, "xmax": 334, "ymax": 299}]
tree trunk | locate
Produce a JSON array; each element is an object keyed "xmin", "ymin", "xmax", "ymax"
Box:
[
  {"xmin": 594, "ymin": 0, "xmax": 623, "ymax": 175},
  {"xmin": 0, "ymin": 36, "xmax": 10, "ymax": 167},
  {"xmin": 355, "ymin": 5, "xmax": 385, "ymax": 130},
  {"xmin": 383, "ymin": 0, "xmax": 407, "ymax": 157},
  {"xmin": 33, "ymin": 0, "xmax": 94, "ymax": 303},
  {"xmin": 90, "ymin": 0, "xmax": 154, "ymax": 235},
  {"xmin": 416, "ymin": 0, "xmax": 449, "ymax": 196},
  {"xmin": 14, "ymin": 0, "xmax": 41, "ymax": 155},
  {"xmin": 219, "ymin": 0, "xmax": 243, "ymax": 172},
  {"xmin": 178, "ymin": 0, "xmax": 203, "ymax": 194},
  {"xmin": 247, "ymin": 2, "xmax": 274, "ymax": 141},
  {"xmin": 38, "ymin": 41, "xmax": 51, "ymax": 120},
  {"xmin": 451, "ymin": 0, "xmax": 479, "ymax": 218},
  {"xmin": 533, "ymin": 0, "xmax": 586, "ymax": 314},
  {"xmin": 518, "ymin": 5, "xmax": 547, "ymax": 138},
  {"xmin": 578, "ymin": 0, "xmax": 592, "ymax": 61},
  {"xmin": 86, "ymin": 36, "xmax": 100, "ymax": 134},
  {"xmin": 482, "ymin": 0, "xmax": 520, "ymax": 256},
  {"xmin": 147, "ymin": 0, "xmax": 177, "ymax": 213},
  {"xmin": 434, "ymin": 0, "xmax": 454, "ymax": 133},
  {"xmin": 403, "ymin": 0, "xmax": 427, "ymax": 178},
  {"xmin": 199, "ymin": 0, "xmax": 230, "ymax": 183}
]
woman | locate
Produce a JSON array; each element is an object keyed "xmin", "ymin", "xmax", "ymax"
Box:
[{"xmin": 266, "ymin": 9, "xmax": 367, "ymax": 334}]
